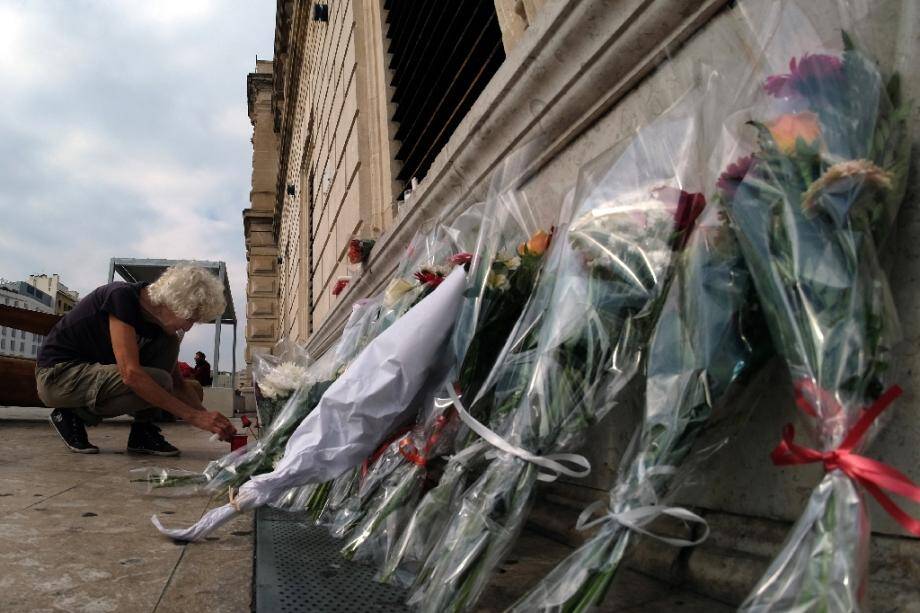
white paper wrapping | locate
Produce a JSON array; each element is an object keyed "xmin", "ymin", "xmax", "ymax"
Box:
[{"xmin": 153, "ymin": 268, "xmax": 467, "ymax": 541}]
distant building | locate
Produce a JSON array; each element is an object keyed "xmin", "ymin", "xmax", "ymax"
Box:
[
  {"xmin": 0, "ymin": 280, "xmax": 54, "ymax": 359},
  {"xmin": 27, "ymin": 273, "xmax": 80, "ymax": 315}
]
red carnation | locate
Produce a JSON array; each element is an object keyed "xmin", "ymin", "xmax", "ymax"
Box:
[
  {"xmin": 414, "ymin": 270, "xmax": 445, "ymax": 288},
  {"xmin": 241, "ymin": 415, "xmax": 252, "ymax": 428},
  {"xmin": 764, "ymin": 54, "xmax": 844, "ymax": 98},
  {"xmin": 655, "ymin": 187, "xmax": 706, "ymax": 250},
  {"xmin": 332, "ymin": 278, "xmax": 350, "ymax": 296},
  {"xmin": 347, "ymin": 240, "xmax": 363, "ymax": 264}
]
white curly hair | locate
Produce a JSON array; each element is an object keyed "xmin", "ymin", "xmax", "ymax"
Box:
[{"xmin": 147, "ymin": 265, "xmax": 226, "ymax": 322}]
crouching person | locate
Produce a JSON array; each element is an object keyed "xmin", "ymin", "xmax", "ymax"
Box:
[{"xmin": 35, "ymin": 265, "xmax": 237, "ymax": 455}]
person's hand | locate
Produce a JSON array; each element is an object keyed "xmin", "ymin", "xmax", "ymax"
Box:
[{"xmin": 190, "ymin": 410, "xmax": 236, "ymax": 441}]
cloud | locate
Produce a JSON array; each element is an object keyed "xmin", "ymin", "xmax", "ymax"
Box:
[{"xmin": 0, "ymin": 0, "xmax": 276, "ymax": 370}]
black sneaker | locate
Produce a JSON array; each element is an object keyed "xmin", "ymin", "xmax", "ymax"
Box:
[
  {"xmin": 127, "ymin": 423, "xmax": 180, "ymax": 456},
  {"xmin": 48, "ymin": 408, "xmax": 99, "ymax": 454}
]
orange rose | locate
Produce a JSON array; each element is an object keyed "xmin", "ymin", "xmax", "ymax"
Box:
[
  {"xmin": 517, "ymin": 229, "xmax": 552, "ymax": 257},
  {"xmin": 768, "ymin": 112, "xmax": 821, "ymax": 153}
]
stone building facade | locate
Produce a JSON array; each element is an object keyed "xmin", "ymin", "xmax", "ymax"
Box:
[
  {"xmin": 26, "ymin": 273, "xmax": 78, "ymax": 315},
  {"xmin": 243, "ymin": 0, "xmax": 920, "ymax": 605},
  {"xmin": 0, "ymin": 281, "xmax": 53, "ymax": 359}
]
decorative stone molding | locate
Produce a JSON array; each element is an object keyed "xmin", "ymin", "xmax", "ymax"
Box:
[{"xmin": 305, "ymin": 0, "xmax": 730, "ymax": 357}]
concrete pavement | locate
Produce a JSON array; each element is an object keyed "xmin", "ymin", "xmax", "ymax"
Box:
[{"xmin": 0, "ymin": 410, "xmax": 252, "ymax": 613}]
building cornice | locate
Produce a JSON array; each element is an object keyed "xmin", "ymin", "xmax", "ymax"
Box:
[{"xmin": 306, "ymin": 0, "xmax": 730, "ymax": 357}]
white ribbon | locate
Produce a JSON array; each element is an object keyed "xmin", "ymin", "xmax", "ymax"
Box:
[
  {"xmin": 444, "ymin": 383, "xmax": 591, "ymax": 483},
  {"xmin": 576, "ymin": 500, "xmax": 710, "ymax": 547}
]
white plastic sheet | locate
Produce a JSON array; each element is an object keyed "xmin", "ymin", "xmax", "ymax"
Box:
[{"xmin": 153, "ymin": 268, "xmax": 468, "ymax": 541}]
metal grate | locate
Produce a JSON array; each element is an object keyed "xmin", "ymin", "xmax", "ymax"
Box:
[{"xmin": 255, "ymin": 508, "xmax": 409, "ymax": 612}]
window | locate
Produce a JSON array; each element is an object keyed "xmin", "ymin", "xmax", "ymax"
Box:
[
  {"xmin": 19, "ymin": 341, "xmax": 24, "ymax": 352},
  {"xmin": 20, "ymin": 329, "xmax": 25, "ymax": 339},
  {"xmin": 1, "ymin": 327, "xmax": 5, "ymax": 336},
  {"xmin": 385, "ymin": 0, "xmax": 505, "ymax": 186},
  {"xmin": 1, "ymin": 340, "xmax": 5, "ymax": 350}
]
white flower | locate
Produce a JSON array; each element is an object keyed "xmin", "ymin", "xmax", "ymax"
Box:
[
  {"xmin": 259, "ymin": 361, "xmax": 311, "ymax": 399},
  {"xmin": 496, "ymin": 253, "xmax": 521, "ymax": 271},
  {"xmin": 487, "ymin": 271, "xmax": 510, "ymax": 291},
  {"xmin": 383, "ymin": 277, "xmax": 416, "ymax": 307}
]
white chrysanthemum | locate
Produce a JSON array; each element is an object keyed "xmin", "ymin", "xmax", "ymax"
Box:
[{"xmin": 259, "ymin": 362, "xmax": 311, "ymax": 399}]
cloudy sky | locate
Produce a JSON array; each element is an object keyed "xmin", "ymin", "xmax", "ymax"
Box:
[{"xmin": 0, "ymin": 1, "xmax": 275, "ymax": 371}]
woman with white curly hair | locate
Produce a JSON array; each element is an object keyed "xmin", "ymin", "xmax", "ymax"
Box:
[{"xmin": 36, "ymin": 265, "xmax": 237, "ymax": 455}]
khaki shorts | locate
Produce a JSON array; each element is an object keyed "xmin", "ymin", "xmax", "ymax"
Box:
[{"xmin": 35, "ymin": 334, "xmax": 181, "ymax": 425}]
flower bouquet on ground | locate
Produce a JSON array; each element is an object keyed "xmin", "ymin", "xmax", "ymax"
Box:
[
  {"xmin": 726, "ymin": 3, "xmax": 915, "ymax": 610},
  {"xmin": 153, "ymin": 268, "xmax": 468, "ymax": 542},
  {"xmin": 135, "ymin": 298, "xmax": 380, "ymax": 497},
  {"xmin": 407, "ymin": 97, "xmax": 708, "ymax": 612},
  {"xmin": 252, "ymin": 339, "xmax": 311, "ymax": 429},
  {"xmin": 292, "ymin": 219, "xmax": 482, "ymax": 523},
  {"xmin": 338, "ymin": 182, "xmax": 556, "ymax": 565},
  {"xmin": 508, "ymin": 194, "xmax": 766, "ymax": 611}
]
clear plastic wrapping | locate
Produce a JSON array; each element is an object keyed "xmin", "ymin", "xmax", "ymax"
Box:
[
  {"xmin": 252, "ymin": 339, "xmax": 311, "ymax": 429},
  {"xmin": 153, "ymin": 267, "xmax": 468, "ymax": 541},
  {"xmin": 726, "ymin": 2, "xmax": 912, "ymax": 610},
  {"xmin": 288, "ymin": 219, "xmax": 481, "ymax": 521},
  {"xmin": 508, "ymin": 186, "xmax": 766, "ymax": 613},
  {"xmin": 408, "ymin": 93, "xmax": 709, "ymax": 612},
  {"xmin": 336, "ymin": 142, "xmax": 559, "ymax": 567}
]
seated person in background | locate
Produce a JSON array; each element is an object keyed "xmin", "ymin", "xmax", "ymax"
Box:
[
  {"xmin": 192, "ymin": 351, "xmax": 212, "ymax": 387},
  {"xmin": 178, "ymin": 360, "xmax": 204, "ymax": 402},
  {"xmin": 35, "ymin": 265, "xmax": 236, "ymax": 456}
]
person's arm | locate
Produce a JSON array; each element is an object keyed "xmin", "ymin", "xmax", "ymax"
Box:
[{"xmin": 109, "ymin": 315, "xmax": 235, "ymax": 440}]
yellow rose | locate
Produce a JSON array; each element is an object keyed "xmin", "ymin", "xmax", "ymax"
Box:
[{"xmin": 768, "ymin": 112, "xmax": 821, "ymax": 154}]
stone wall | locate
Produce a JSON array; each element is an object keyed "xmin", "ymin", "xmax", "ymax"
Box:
[
  {"xmin": 248, "ymin": 0, "xmax": 920, "ymax": 603},
  {"xmin": 243, "ymin": 60, "xmax": 279, "ymax": 364}
]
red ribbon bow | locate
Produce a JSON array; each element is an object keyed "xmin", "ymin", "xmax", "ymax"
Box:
[{"xmin": 772, "ymin": 385, "xmax": 920, "ymax": 535}]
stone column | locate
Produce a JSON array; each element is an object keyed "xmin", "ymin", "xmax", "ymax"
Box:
[{"xmin": 243, "ymin": 61, "xmax": 280, "ymax": 367}]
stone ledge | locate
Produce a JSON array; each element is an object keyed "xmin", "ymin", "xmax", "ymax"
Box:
[{"xmin": 527, "ymin": 495, "xmax": 920, "ymax": 607}]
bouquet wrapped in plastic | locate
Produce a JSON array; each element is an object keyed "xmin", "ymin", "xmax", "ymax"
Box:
[
  {"xmin": 294, "ymin": 215, "xmax": 485, "ymax": 522},
  {"xmin": 153, "ymin": 267, "xmax": 468, "ymax": 541},
  {"xmin": 509, "ymin": 195, "xmax": 765, "ymax": 612},
  {"xmin": 726, "ymin": 2, "xmax": 916, "ymax": 610},
  {"xmin": 252, "ymin": 339, "xmax": 311, "ymax": 429},
  {"xmin": 336, "ymin": 148, "xmax": 557, "ymax": 565},
  {"xmin": 408, "ymin": 94, "xmax": 708, "ymax": 612},
  {"xmin": 134, "ymin": 298, "xmax": 379, "ymax": 497}
]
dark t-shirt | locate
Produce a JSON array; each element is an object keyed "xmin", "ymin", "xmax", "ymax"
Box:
[
  {"xmin": 193, "ymin": 360, "xmax": 212, "ymax": 386},
  {"xmin": 37, "ymin": 282, "xmax": 165, "ymax": 368}
]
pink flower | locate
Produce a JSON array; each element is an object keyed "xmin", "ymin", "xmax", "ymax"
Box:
[
  {"xmin": 450, "ymin": 252, "xmax": 473, "ymax": 266},
  {"xmin": 717, "ymin": 156, "xmax": 756, "ymax": 201},
  {"xmin": 764, "ymin": 54, "xmax": 844, "ymax": 98}
]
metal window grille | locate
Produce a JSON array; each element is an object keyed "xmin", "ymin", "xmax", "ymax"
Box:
[{"xmin": 384, "ymin": 0, "xmax": 505, "ymax": 185}]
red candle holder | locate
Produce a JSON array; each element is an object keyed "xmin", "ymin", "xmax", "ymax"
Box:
[{"xmin": 230, "ymin": 434, "xmax": 248, "ymax": 451}]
